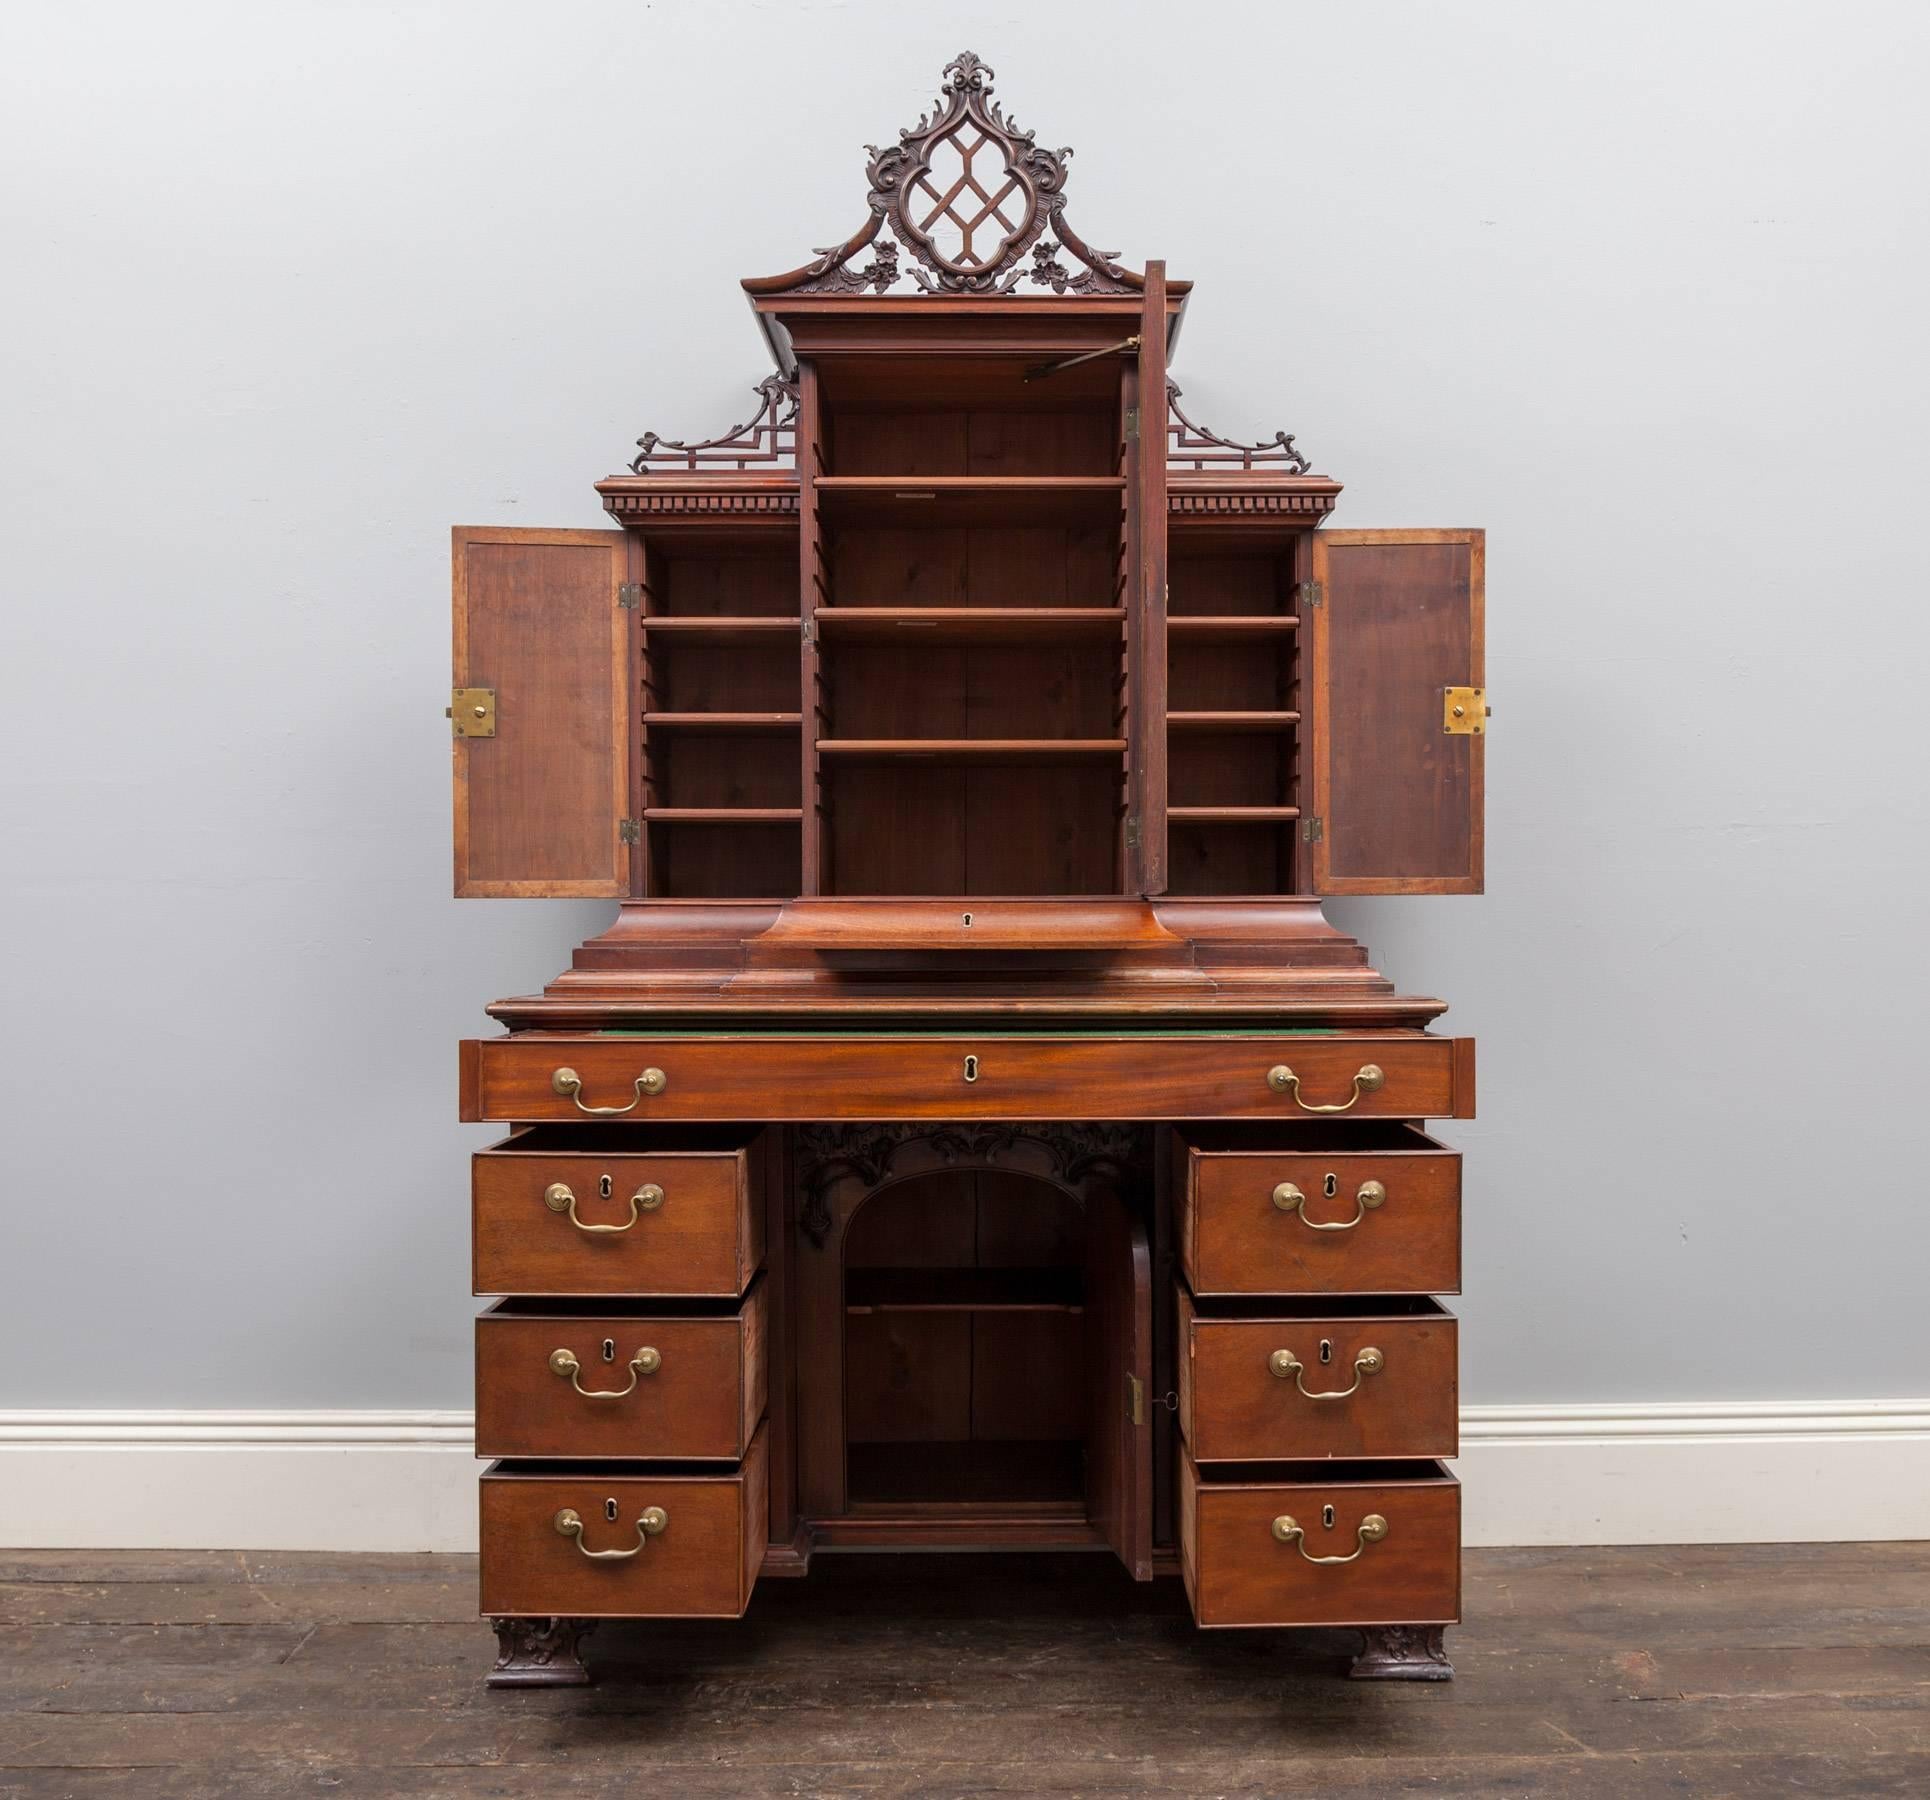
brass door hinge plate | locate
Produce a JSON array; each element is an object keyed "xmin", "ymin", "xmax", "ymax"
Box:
[
  {"xmin": 1303, "ymin": 816, "xmax": 1323, "ymax": 843},
  {"xmin": 618, "ymin": 583, "xmax": 642, "ymax": 610},
  {"xmin": 618, "ymin": 819, "xmax": 641, "ymax": 846},
  {"xmin": 1443, "ymin": 687, "xmax": 1489, "ymax": 735},
  {"xmin": 1128, "ymin": 1373, "xmax": 1144, "ymax": 1426},
  {"xmin": 1297, "ymin": 580, "xmax": 1323, "ymax": 609},
  {"xmin": 1123, "ymin": 406, "xmax": 1140, "ymax": 444},
  {"xmin": 448, "ymin": 688, "xmax": 496, "ymax": 737}
]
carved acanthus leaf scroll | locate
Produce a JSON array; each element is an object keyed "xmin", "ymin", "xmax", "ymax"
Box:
[
  {"xmin": 795, "ymin": 1121, "xmax": 1145, "ymax": 1247},
  {"xmin": 751, "ymin": 53, "xmax": 1139, "ymax": 298},
  {"xmin": 1167, "ymin": 379, "xmax": 1313, "ymax": 474}
]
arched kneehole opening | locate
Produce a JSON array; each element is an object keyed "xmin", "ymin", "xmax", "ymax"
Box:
[{"xmin": 843, "ymin": 1167, "xmax": 1087, "ymax": 1511}]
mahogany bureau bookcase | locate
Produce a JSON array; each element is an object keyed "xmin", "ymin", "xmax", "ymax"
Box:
[{"xmin": 450, "ymin": 52, "xmax": 1486, "ymax": 1689}]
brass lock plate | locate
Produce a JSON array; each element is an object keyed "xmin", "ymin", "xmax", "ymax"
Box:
[
  {"xmin": 449, "ymin": 687, "xmax": 496, "ymax": 737},
  {"xmin": 1442, "ymin": 687, "xmax": 1487, "ymax": 736}
]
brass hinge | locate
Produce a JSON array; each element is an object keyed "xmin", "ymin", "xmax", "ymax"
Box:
[
  {"xmin": 1128, "ymin": 1373, "xmax": 1144, "ymax": 1427},
  {"xmin": 1123, "ymin": 406, "xmax": 1140, "ymax": 444},
  {"xmin": 447, "ymin": 688, "xmax": 495, "ymax": 737},
  {"xmin": 618, "ymin": 819, "xmax": 641, "ymax": 846},
  {"xmin": 618, "ymin": 583, "xmax": 642, "ymax": 610},
  {"xmin": 1297, "ymin": 580, "xmax": 1323, "ymax": 609},
  {"xmin": 1443, "ymin": 687, "xmax": 1490, "ymax": 735},
  {"xmin": 1303, "ymin": 816, "xmax": 1323, "ymax": 843},
  {"xmin": 801, "ymin": 617, "xmax": 815, "ymax": 648},
  {"xmin": 1125, "ymin": 816, "xmax": 1141, "ymax": 850}
]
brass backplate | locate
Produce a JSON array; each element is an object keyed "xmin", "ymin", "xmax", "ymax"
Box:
[
  {"xmin": 1442, "ymin": 686, "xmax": 1487, "ymax": 736},
  {"xmin": 449, "ymin": 687, "xmax": 496, "ymax": 737}
]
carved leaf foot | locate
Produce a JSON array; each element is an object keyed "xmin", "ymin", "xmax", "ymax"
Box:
[
  {"xmin": 1349, "ymin": 1624, "xmax": 1453, "ymax": 1681},
  {"xmin": 488, "ymin": 1616, "xmax": 596, "ymax": 1688}
]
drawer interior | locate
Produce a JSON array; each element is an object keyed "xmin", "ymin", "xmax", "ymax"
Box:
[
  {"xmin": 1184, "ymin": 1295, "xmax": 1452, "ymax": 1323},
  {"xmin": 1192, "ymin": 1457, "xmax": 1456, "ymax": 1487},
  {"xmin": 482, "ymin": 1292, "xmax": 756, "ymax": 1321}
]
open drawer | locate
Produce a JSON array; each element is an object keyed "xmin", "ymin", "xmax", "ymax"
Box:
[
  {"xmin": 1174, "ymin": 1123, "xmax": 1461, "ymax": 1296},
  {"xmin": 1179, "ymin": 1453, "xmax": 1460, "ymax": 1628},
  {"xmin": 472, "ymin": 1125, "xmax": 767, "ymax": 1298}
]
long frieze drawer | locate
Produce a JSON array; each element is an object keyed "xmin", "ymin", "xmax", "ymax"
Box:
[
  {"xmin": 473, "ymin": 1125, "xmax": 766, "ymax": 1298},
  {"xmin": 461, "ymin": 1034, "xmax": 1473, "ymax": 1123},
  {"xmin": 1179, "ymin": 1453, "xmax": 1460, "ymax": 1629},
  {"xmin": 1175, "ymin": 1123, "xmax": 1461, "ymax": 1296},
  {"xmin": 480, "ymin": 1425, "xmax": 768, "ymax": 1620},
  {"xmin": 1177, "ymin": 1292, "xmax": 1457, "ymax": 1463},
  {"xmin": 475, "ymin": 1284, "xmax": 767, "ymax": 1462}
]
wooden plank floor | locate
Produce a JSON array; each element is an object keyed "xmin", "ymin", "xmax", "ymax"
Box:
[{"xmin": 1, "ymin": 1543, "xmax": 1926, "ymax": 1797}]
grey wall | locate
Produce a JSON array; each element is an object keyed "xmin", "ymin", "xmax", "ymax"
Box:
[{"xmin": 3, "ymin": 1, "xmax": 1926, "ymax": 1411}]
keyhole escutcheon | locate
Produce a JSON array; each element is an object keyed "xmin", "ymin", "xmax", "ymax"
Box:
[{"xmin": 963, "ymin": 1054, "xmax": 979, "ymax": 1084}]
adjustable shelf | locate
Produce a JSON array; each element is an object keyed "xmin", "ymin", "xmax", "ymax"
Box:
[
  {"xmin": 817, "ymin": 739, "xmax": 1128, "ymax": 763},
  {"xmin": 815, "ymin": 476, "xmax": 1127, "ymax": 526},
  {"xmin": 1167, "ymin": 711, "xmax": 1302, "ymax": 733},
  {"xmin": 845, "ymin": 1269, "xmax": 1085, "ymax": 1313},
  {"xmin": 1168, "ymin": 805, "xmax": 1302, "ymax": 821},
  {"xmin": 643, "ymin": 712, "xmax": 802, "ymax": 731},
  {"xmin": 813, "ymin": 607, "xmax": 1127, "ymax": 645},
  {"xmin": 641, "ymin": 807, "xmax": 804, "ymax": 823},
  {"xmin": 1168, "ymin": 615, "xmax": 1300, "ymax": 639},
  {"xmin": 638, "ymin": 616, "xmax": 802, "ymax": 640}
]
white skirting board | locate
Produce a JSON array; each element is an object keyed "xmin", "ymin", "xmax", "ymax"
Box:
[{"xmin": 1, "ymin": 1401, "xmax": 1927, "ymax": 1552}]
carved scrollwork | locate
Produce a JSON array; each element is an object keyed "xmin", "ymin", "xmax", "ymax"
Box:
[
  {"xmin": 1166, "ymin": 378, "xmax": 1312, "ymax": 474},
  {"xmin": 630, "ymin": 375, "xmax": 799, "ymax": 474},
  {"xmin": 795, "ymin": 1121, "xmax": 1145, "ymax": 1247},
  {"xmin": 749, "ymin": 53, "xmax": 1143, "ymax": 299}
]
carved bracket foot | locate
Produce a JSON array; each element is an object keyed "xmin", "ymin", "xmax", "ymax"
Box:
[
  {"xmin": 488, "ymin": 1616, "xmax": 596, "ymax": 1688},
  {"xmin": 1349, "ymin": 1624, "xmax": 1453, "ymax": 1681}
]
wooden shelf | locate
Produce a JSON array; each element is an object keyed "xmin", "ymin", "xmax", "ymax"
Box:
[
  {"xmin": 641, "ymin": 807, "xmax": 803, "ymax": 823},
  {"xmin": 638, "ymin": 616, "xmax": 800, "ymax": 641},
  {"xmin": 1168, "ymin": 806, "xmax": 1302, "ymax": 822},
  {"xmin": 814, "ymin": 607, "xmax": 1127, "ymax": 645},
  {"xmin": 1167, "ymin": 711, "xmax": 1302, "ymax": 732},
  {"xmin": 643, "ymin": 712, "xmax": 802, "ymax": 731},
  {"xmin": 817, "ymin": 739, "xmax": 1127, "ymax": 764},
  {"xmin": 846, "ymin": 1269, "xmax": 1084, "ymax": 1313},
  {"xmin": 1168, "ymin": 615, "xmax": 1300, "ymax": 639},
  {"xmin": 816, "ymin": 476, "xmax": 1126, "ymax": 526}
]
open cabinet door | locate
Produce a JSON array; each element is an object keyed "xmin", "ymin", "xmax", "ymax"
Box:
[
  {"xmin": 1309, "ymin": 529, "xmax": 1485, "ymax": 894},
  {"xmin": 1122, "ymin": 263, "xmax": 1169, "ymax": 895},
  {"xmin": 1085, "ymin": 1183, "xmax": 1154, "ymax": 1579},
  {"xmin": 452, "ymin": 526, "xmax": 633, "ymax": 897}
]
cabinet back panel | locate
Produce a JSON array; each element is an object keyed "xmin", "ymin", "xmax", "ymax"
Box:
[
  {"xmin": 1169, "ymin": 552, "xmax": 1283, "ymax": 615},
  {"xmin": 830, "ymin": 525, "xmax": 1114, "ymax": 607},
  {"xmin": 1170, "ymin": 643, "xmax": 1289, "ymax": 711},
  {"xmin": 658, "ymin": 550, "xmax": 797, "ymax": 616},
  {"xmin": 648, "ymin": 639, "xmax": 798, "ymax": 712},
  {"xmin": 651, "ymin": 735, "xmax": 800, "ymax": 809},
  {"xmin": 1168, "ymin": 821, "xmax": 1293, "ymax": 896},
  {"xmin": 1171, "ymin": 737, "xmax": 1289, "ymax": 808},
  {"xmin": 648, "ymin": 822, "xmax": 799, "ymax": 899},
  {"xmin": 830, "ymin": 409, "xmax": 1115, "ymax": 477}
]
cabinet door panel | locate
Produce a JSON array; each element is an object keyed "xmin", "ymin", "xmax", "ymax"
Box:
[
  {"xmin": 453, "ymin": 526, "xmax": 632, "ymax": 896},
  {"xmin": 1310, "ymin": 529, "xmax": 1484, "ymax": 894}
]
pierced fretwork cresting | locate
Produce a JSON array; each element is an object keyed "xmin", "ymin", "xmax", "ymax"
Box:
[
  {"xmin": 630, "ymin": 376, "xmax": 799, "ymax": 474},
  {"xmin": 1166, "ymin": 379, "xmax": 1312, "ymax": 474},
  {"xmin": 744, "ymin": 51, "xmax": 1142, "ymax": 298}
]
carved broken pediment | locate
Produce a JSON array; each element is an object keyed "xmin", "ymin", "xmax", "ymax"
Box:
[{"xmin": 747, "ymin": 52, "xmax": 1141, "ymax": 299}]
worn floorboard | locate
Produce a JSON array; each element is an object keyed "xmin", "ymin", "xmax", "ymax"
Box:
[{"xmin": 0, "ymin": 1544, "xmax": 1925, "ymax": 1798}]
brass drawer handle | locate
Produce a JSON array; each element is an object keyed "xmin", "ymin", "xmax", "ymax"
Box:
[
  {"xmin": 553, "ymin": 1505, "xmax": 668, "ymax": 1560},
  {"xmin": 1273, "ymin": 1179, "xmax": 1386, "ymax": 1231},
  {"xmin": 1271, "ymin": 1512, "xmax": 1388, "ymax": 1563},
  {"xmin": 1266, "ymin": 1063, "xmax": 1384, "ymax": 1112},
  {"xmin": 548, "ymin": 1345, "xmax": 661, "ymax": 1398},
  {"xmin": 544, "ymin": 1181, "xmax": 665, "ymax": 1235},
  {"xmin": 550, "ymin": 1066, "xmax": 667, "ymax": 1115},
  {"xmin": 1268, "ymin": 1345, "xmax": 1384, "ymax": 1399}
]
